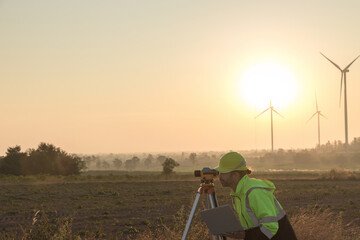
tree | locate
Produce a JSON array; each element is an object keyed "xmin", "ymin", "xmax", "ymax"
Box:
[
  {"xmin": 144, "ymin": 154, "xmax": 154, "ymax": 168},
  {"xmin": 124, "ymin": 156, "xmax": 140, "ymax": 171},
  {"xmin": 189, "ymin": 153, "xmax": 197, "ymax": 165},
  {"xmin": 0, "ymin": 146, "xmax": 27, "ymax": 175},
  {"xmin": 113, "ymin": 158, "xmax": 122, "ymax": 169},
  {"xmin": 23, "ymin": 143, "xmax": 85, "ymax": 175},
  {"xmin": 124, "ymin": 159, "xmax": 135, "ymax": 170},
  {"xmin": 162, "ymin": 158, "xmax": 179, "ymax": 174},
  {"xmin": 102, "ymin": 161, "xmax": 110, "ymax": 169},
  {"xmin": 0, "ymin": 143, "xmax": 85, "ymax": 175},
  {"xmin": 83, "ymin": 155, "xmax": 97, "ymax": 168},
  {"xmin": 131, "ymin": 156, "xmax": 140, "ymax": 166},
  {"xmin": 96, "ymin": 160, "xmax": 101, "ymax": 169},
  {"xmin": 157, "ymin": 155, "xmax": 167, "ymax": 165},
  {"xmin": 199, "ymin": 152, "xmax": 209, "ymax": 161}
]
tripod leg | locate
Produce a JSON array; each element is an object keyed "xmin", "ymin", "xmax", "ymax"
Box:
[
  {"xmin": 212, "ymin": 192, "xmax": 219, "ymax": 207},
  {"xmin": 181, "ymin": 193, "xmax": 201, "ymax": 240},
  {"xmin": 208, "ymin": 194, "xmax": 216, "ymax": 208}
]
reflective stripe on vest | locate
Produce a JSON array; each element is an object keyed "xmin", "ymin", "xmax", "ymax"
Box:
[
  {"xmin": 245, "ymin": 187, "xmax": 286, "ymax": 238},
  {"xmin": 260, "ymin": 225, "xmax": 274, "ymax": 239}
]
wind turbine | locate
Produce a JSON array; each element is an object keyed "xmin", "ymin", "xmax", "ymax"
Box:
[
  {"xmin": 307, "ymin": 95, "xmax": 327, "ymax": 147},
  {"xmin": 255, "ymin": 100, "xmax": 284, "ymax": 152},
  {"xmin": 320, "ymin": 52, "xmax": 359, "ymax": 149}
]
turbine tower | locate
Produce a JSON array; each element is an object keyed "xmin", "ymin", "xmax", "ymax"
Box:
[
  {"xmin": 320, "ymin": 52, "xmax": 359, "ymax": 149},
  {"xmin": 307, "ymin": 95, "xmax": 327, "ymax": 147},
  {"xmin": 255, "ymin": 100, "xmax": 284, "ymax": 152}
]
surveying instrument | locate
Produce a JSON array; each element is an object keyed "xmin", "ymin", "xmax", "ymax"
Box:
[{"xmin": 181, "ymin": 167, "xmax": 226, "ymax": 240}]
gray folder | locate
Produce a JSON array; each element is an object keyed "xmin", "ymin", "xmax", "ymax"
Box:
[{"xmin": 200, "ymin": 205, "xmax": 244, "ymax": 235}]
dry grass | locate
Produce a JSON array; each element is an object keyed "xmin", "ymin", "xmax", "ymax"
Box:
[
  {"xmin": 132, "ymin": 205, "xmax": 360, "ymax": 240},
  {"xmin": 130, "ymin": 205, "xmax": 209, "ymax": 240},
  {"xmin": 291, "ymin": 206, "xmax": 360, "ymax": 240},
  {"xmin": 2, "ymin": 205, "xmax": 359, "ymax": 240}
]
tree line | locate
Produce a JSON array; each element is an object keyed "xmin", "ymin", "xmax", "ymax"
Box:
[
  {"xmin": 0, "ymin": 143, "xmax": 85, "ymax": 176},
  {"xmin": 3, "ymin": 137, "xmax": 358, "ymax": 176},
  {"xmin": 82, "ymin": 153, "xmax": 190, "ymax": 171},
  {"xmin": 244, "ymin": 138, "xmax": 360, "ymax": 170},
  {"xmin": 316, "ymin": 137, "xmax": 360, "ymax": 152}
]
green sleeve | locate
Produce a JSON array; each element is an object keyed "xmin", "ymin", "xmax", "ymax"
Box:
[{"xmin": 248, "ymin": 189, "xmax": 279, "ymax": 238}]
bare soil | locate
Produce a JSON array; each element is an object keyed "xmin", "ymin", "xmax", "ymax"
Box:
[{"xmin": 0, "ymin": 177, "xmax": 359, "ymax": 239}]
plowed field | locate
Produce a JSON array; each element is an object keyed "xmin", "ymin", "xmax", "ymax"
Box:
[{"xmin": 0, "ymin": 176, "xmax": 359, "ymax": 239}]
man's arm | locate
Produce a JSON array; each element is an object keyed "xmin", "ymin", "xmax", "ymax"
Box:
[{"xmin": 248, "ymin": 189, "xmax": 279, "ymax": 239}]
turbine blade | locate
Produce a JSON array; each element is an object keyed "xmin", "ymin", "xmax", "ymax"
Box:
[
  {"xmin": 320, "ymin": 52, "xmax": 342, "ymax": 71},
  {"xmin": 339, "ymin": 72, "xmax": 343, "ymax": 107},
  {"xmin": 306, "ymin": 112, "xmax": 317, "ymax": 123},
  {"xmin": 255, "ymin": 108, "xmax": 270, "ymax": 119},
  {"xmin": 319, "ymin": 112, "xmax": 327, "ymax": 119},
  {"xmin": 344, "ymin": 55, "xmax": 360, "ymax": 70},
  {"xmin": 315, "ymin": 93, "xmax": 318, "ymax": 112},
  {"xmin": 272, "ymin": 108, "xmax": 284, "ymax": 118}
]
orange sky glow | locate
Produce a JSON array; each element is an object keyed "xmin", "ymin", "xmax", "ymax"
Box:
[{"xmin": 1, "ymin": 1, "xmax": 360, "ymax": 155}]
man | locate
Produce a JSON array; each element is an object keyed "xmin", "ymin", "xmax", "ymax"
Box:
[{"xmin": 215, "ymin": 152, "xmax": 297, "ymax": 240}]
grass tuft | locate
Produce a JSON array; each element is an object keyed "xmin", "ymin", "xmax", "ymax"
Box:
[{"xmin": 291, "ymin": 206, "xmax": 360, "ymax": 240}]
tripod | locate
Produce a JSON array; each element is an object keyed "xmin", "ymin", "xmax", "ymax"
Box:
[{"xmin": 181, "ymin": 178, "xmax": 226, "ymax": 240}]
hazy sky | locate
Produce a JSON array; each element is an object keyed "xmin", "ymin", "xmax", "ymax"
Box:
[{"xmin": 1, "ymin": 0, "xmax": 360, "ymax": 155}]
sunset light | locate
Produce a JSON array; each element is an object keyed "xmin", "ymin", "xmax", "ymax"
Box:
[
  {"xmin": 1, "ymin": 1, "xmax": 360, "ymax": 153},
  {"xmin": 239, "ymin": 62, "xmax": 298, "ymax": 110},
  {"xmin": 2, "ymin": 1, "xmax": 360, "ymax": 238}
]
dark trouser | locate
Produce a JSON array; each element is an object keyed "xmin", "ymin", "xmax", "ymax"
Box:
[{"xmin": 245, "ymin": 215, "xmax": 297, "ymax": 240}]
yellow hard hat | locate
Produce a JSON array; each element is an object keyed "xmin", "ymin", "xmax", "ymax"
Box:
[{"xmin": 214, "ymin": 152, "xmax": 247, "ymax": 173}]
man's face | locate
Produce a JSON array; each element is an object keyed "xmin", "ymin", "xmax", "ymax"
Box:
[{"xmin": 219, "ymin": 172, "xmax": 234, "ymax": 187}]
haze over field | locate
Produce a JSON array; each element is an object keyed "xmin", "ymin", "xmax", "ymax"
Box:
[{"xmin": 1, "ymin": 1, "xmax": 360, "ymax": 155}]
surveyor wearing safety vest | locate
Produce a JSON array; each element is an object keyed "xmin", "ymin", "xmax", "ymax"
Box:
[{"xmin": 215, "ymin": 152, "xmax": 297, "ymax": 240}]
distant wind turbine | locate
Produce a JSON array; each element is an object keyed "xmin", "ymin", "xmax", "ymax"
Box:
[
  {"xmin": 320, "ymin": 52, "xmax": 359, "ymax": 149},
  {"xmin": 255, "ymin": 100, "xmax": 284, "ymax": 152},
  {"xmin": 307, "ymin": 95, "xmax": 327, "ymax": 147}
]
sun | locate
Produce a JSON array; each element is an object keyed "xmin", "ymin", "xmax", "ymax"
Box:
[{"xmin": 238, "ymin": 62, "xmax": 298, "ymax": 110}]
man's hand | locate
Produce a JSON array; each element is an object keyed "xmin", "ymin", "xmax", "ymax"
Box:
[{"xmin": 222, "ymin": 231, "xmax": 245, "ymax": 239}]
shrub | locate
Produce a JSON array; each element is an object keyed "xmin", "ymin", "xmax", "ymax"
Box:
[{"xmin": 21, "ymin": 211, "xmax": 75, "ymax": 240}]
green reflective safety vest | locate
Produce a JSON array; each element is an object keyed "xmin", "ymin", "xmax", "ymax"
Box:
[{"xmin": 231, "ymin": 175, "xmax": 286, "ymax": 239}]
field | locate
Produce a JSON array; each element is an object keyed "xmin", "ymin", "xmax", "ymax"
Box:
[{"xmin": 0, "ymin": 171, "xmax": 360, "ymax": 239}]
